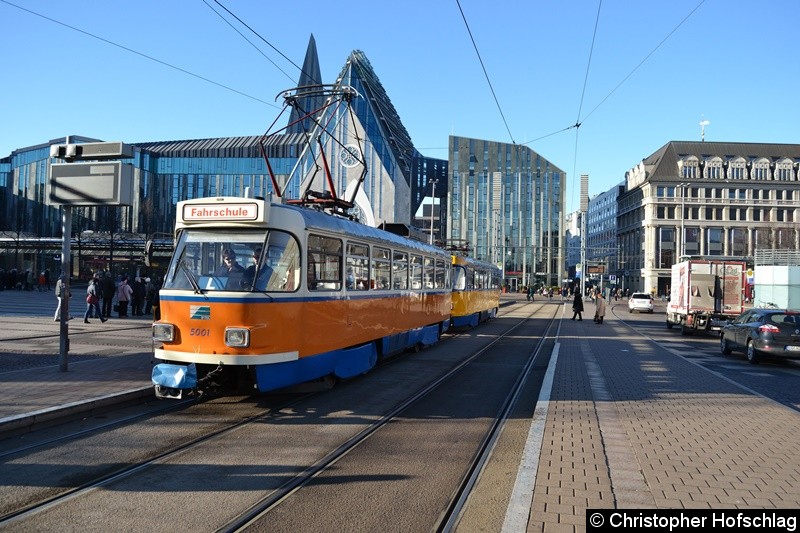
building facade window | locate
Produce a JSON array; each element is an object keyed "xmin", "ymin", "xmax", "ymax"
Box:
[
  {"xmin": 730, "ymin": 227, "xmax": 747, "ymax": 256},
  {"xmin": 775, "ymin": 159, "xmax": 794, "ymax": 181},
  {"xmin": 752, "ymin": 158, "xmax": 771, "ymax": 180},
  {"xmin": 728, "ymin": 157, "xmax": 747, "ymax": 180},
  {"xmin": 684, "ymin": 227, "xmax": 700, "ymax": 255},
  {"xmin": 704, "ymin": 157, "xmax": 723, "ymax": 179},
  {"xmin": 706, "ymin": 227, "xmax": 723, "ymax": 256},
  {"xmin": 657, "ymin": 226, "xmax": 676, "ymax": 268}
]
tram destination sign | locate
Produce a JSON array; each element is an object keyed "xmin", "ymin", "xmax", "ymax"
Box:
[
  {"xmin": 49, "ymin": 161, "xmax": 133, "ymax": 206},
  {"xmin": 181, "ymin": 202, "xmax": 260, "ymax": 222}
]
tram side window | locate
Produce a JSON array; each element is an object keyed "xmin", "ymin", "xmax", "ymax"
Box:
[
  {"xmin": 393, "ymin": 251, "xmax": 408, "ymax": 290},
  {"xmin": 435, "ymin": 259, "xmax": 447, "ymax": 289},
  {"xmin": 308, "ymin": 234, "xmax": 342, "ymax": 291},
  {"xmin": 410, "ymin": 254, "xmax": 423, "ymax": 289},
  {"xmin": 453, "ymin": 266, "xmax": 467, "ymax": 291},
  {"xmin": 474, "ymin": 270, "xmax": 486, "ymax": 290},
  {"xmin": 372, "ymin": 247, "xmax": 391, "ymax": 290},
  {"xmin": 466, "ymin": 267, "xmax": 475, "ymax": 290},
  {"xmin": 423, "ymin": 257, "xmax": 435, "ymax": 289},
  {"xmin": 346, "ymin": 242, "xmax": 370, "ymax": 290}
]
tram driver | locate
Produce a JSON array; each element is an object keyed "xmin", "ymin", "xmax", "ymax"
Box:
[{"xmin": 214, "ymin": 248, "xmax": 245, "ymax": 288}]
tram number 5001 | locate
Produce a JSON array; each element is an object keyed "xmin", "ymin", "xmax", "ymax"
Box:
[{"xmin": 190, "ymin": 328, "xmax": 211, "ymax": 337}]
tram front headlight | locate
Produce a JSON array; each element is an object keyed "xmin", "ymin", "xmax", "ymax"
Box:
[
  {"xmin": 153, "ymin": 323, "xmax": 175, "ymax": 342},
  {"xmin": 225, "ymin": 327, "xmax": 250, "ymax": 348}
]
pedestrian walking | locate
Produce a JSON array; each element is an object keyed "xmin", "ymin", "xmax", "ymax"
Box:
[
  {"xmin": 53, "ymin": 274, "xmax": 72, "ymax": 321},
  {"xmin": 594, "ymin": 291, "xmax": 606, "ymax": 324},
  {"xmin": 571, "ymin": 291, "xmax": 584, "ymax": 321},
  {"xmin": 116, "ymin": 275, "xmax": 133, "ymax": 317},
  {"xmin": 83, "ymin": 276, "xmax": 106, "ymax": 323}
]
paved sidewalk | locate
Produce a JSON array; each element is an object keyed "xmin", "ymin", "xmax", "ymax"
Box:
[
  {"xmin": 0, "ymin": 288, "xmax": 155, "ymax": 435},
  {"xmin": 527, "ymin": 299, "xmax": 800, "ymax": 531}
]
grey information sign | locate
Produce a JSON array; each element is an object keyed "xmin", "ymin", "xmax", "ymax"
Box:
[{"xmin": 49, "ymin": 161, "xmax": 133, "ymax": 206}]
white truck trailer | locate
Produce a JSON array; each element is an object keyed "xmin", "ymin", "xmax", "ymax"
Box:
[
  {"xmin": 666, "ymin": 258, "xmax": 746, "ymax": 335},
  {"xmin": 754, "ymin": 249, "xmax": 800, "ymax": 309}
]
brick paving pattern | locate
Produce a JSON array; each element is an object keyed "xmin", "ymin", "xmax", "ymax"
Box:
[{"xmin": 528, "ymin": 301, "xmax": 800, "ymax": 531}]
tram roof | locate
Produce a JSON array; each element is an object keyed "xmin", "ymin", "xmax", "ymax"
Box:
[{"xmin": 278, "ymin": 203, "xmax": 446, "ymax": 257}]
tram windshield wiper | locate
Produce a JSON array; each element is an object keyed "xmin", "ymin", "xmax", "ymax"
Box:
[{"xmin": 179, "ymin": 260, "xmax": 203, "ymax": 295}]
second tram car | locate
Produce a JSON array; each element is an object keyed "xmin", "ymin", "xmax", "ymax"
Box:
[
  {"xmin": 450, "ymin": 255, "xmax": 502, "ymax": 328},
  {"xmin": 152, "ymin": 196, "xmax": 452, "ymax": 398}
]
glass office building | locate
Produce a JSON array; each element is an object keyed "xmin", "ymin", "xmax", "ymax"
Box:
[{"xmin": 448, "ymin": 136, "xmax": 566, "ymax": 290}]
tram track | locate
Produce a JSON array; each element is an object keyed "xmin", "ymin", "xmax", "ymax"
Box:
[
  {"xmin": 0, "ymin": 300, "xmax": 558, "ymax": 531},
  {"xmin": 0, "ymin": 392, "xmax": 318, "ymax": 525},
  {"xmin": 225, "ymin": 301, "xmax": 557, "ymax": 532}
]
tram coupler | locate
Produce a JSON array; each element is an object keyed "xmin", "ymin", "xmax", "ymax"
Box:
[{"xmin": 152, "ymin": 362, "xmax": 198, "ymax": 399}]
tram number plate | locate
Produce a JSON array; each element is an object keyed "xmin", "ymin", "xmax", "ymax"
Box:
[{"xmin": 190, "ymin": 328, "xmax": 211, "ymax": 337}]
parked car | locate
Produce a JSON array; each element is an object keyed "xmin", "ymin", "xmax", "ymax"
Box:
[
  {"xmin": 628, "ymin": 292, "xmax": 654, "ymax": 313},
  {"xmin": 720, "ymin": 309, "xmax": 800, "ymax": 364}
]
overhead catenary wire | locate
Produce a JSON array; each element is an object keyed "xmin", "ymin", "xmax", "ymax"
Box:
[
  {"xmin": 455, "ymin": 0, "xmax": 515, "ymax": 145},
  {"xmin": 0, "ymin": 0, "xmax": 277, "ymax": 108},
  {"xmin": 578, "ymin": 0, "xmax": 705, "ymax": 126},
  {"xmin": 209, "ymin": 0, "xmax": 318, "ymax": 84},
  {"xmin": 569, "ymin": 0, "xmax": 603, "ymax": 213},
  {"xmin": 523, "ymin": 0, "xmax": 705, "ymax": 150},
  {"xmin": 202, "ymin": 0, "xmax": 297, "ymax": 86}
]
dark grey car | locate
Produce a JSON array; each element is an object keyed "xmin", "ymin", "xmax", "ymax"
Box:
[{"xmin": 720, "ymin": 309, "xmax": 800, "ymax": 364}]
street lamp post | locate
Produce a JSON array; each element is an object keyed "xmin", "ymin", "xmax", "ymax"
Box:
[
  {"xmin": 504, "ymin": 236, "xmax": 510, "ymax": 289},
  {"xmin": 429, "ymin": 179, "xmax": 438, "ymax": 245},
  {"xmin": 678, "ymin": 183, "xmax": 690, "ymax": 258}
]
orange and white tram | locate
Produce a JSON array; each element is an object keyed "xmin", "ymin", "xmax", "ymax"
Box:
[
  {"xmin": 151, "ymin": 196, "xmax": 452, "ymax": 398},
  {"xmin": 450, "ymin": 255, "xmax": 502, "ymax": 328}
]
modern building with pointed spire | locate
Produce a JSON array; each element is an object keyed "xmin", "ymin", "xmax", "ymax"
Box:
[
  {"xmin": 0, "ymin": 36, "xmax": 448, "ymax": 277},
  {"xmin": 285, "ymin": 35, "xmax": 324, "ymax": 135}
]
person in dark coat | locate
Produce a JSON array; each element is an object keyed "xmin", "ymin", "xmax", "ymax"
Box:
[
  {"xmin": 131, "ymin": 277, "xmax": 145, "ymax": 316},
  {"xmin": 571, "ymin": 291, "xmax": 584, "ymax": 321},
  {"xmin": 101, "ymin": 271, "xmax": 115, "ymax": 319}
]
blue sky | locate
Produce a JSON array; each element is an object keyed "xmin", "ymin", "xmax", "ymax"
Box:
[{"xmin": 2, "ymin": 0, "xmax": 799, "ymax": 212}]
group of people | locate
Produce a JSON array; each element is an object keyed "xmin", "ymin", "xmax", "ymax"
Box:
[
  {"xmin": 53, "ymin": 272, "xmax": 161, "ymax": 324},
  {"xmin": 0, "ymin": 268, "xmax": 49, "ymax": 292},
  {"xmin": 570, "ymin": 289, "xmax": 606, "ymax": 324}
]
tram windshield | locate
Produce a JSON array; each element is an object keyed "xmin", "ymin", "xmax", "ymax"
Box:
[{"xmin": 162, "ymin": 229, "xmax": 301, "ymax": 292}]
